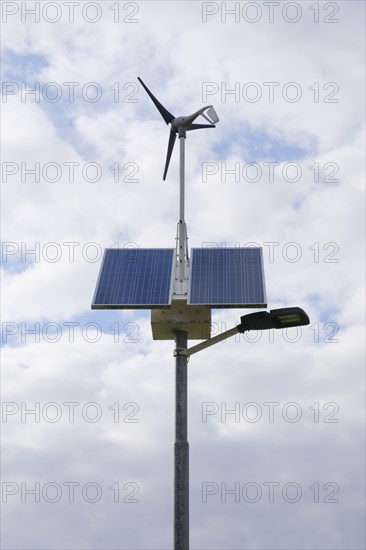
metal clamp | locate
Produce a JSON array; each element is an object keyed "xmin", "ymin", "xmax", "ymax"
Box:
[{"xmin": 173, "ymin": 348, "xmax": 189, "ymax": 357}]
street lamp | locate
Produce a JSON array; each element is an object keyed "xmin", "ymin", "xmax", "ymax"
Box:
[
  {"xmin": 173, "ymin": 306, "xmax": 309, "ymax": 548},
  {"xmin": 175, "ymin": 307, "xmax": 310, "ymax": 357},
  {"xmin": 93, "ymin": 76, "xmax": 311, "ymax": 549}
]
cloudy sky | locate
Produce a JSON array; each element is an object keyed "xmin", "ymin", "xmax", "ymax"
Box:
[{"xmin": 1, "ymin": 1, "xmax": 365, "ymax": 549}]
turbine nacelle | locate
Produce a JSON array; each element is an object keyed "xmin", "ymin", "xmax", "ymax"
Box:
[
  {"xmin": 171, "ymin": 106, "xmax": 219, "ymax": 132},
  {"xmin": 138, "ymin": 77, "xmax": 219, "ymax": 180}
]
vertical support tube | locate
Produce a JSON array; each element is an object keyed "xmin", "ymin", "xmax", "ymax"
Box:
[
  {"xmin": 174, "ymin": 330, "xmax": 189, "ymax": 550},
  {"xmin": 179, "ymin": 129, "xmax": 185, "ymax": 225},
  {"xmin": 178, "ymin": 129, "xmax": 186, "ymax": 283}
]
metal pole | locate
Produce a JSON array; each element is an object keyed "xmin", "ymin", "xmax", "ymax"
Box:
[{"xmin": 174, "ymin": 329, "xmax": 189, "ymax": 549}]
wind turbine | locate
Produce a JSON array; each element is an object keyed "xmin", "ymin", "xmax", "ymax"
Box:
[
  {"xmin": 138, "ymin": 76, "xmax": 220, "ymax": 298},
  {"xmin": 137, "ymin": 77, "xmax": 219, "ymax": 180}
]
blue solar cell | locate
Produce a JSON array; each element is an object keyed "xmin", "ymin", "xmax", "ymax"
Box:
[
  {"xmin": 188, "ymin": 247, "xmax": 266, "ymax": 308},
  {"xmin": 92, "ymin": 248, "xmax": 175, "ymax": 309}
]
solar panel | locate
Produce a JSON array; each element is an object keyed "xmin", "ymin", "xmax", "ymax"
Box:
[
  {"xmin": 188, "ymin": 247, "xmax": 266, "ymax": 308},
  {"xmin": 92, "ymin": 248, "xmax": 175, "ymax": 309}
]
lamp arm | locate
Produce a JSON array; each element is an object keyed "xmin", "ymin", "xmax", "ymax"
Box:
[{"xmin": 174, "ymin": 326, "xmax": 240, "ymax": 357}]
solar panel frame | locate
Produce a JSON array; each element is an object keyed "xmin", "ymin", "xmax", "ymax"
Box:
[
  {"xmin": 91, "ymin": 248, "xmax": 176, "ymax": 309},
  {"xmin": 188, "ymin": 247, "xmax": 267, "ymax": 308}
]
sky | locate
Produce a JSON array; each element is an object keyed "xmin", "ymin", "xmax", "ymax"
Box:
[{"xmin": 1, "ymin": 1, "xmax": 365, "ymax": 549}]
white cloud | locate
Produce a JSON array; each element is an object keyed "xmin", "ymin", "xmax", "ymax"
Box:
[{"xmin": 1, "ymin": 1, "xmax": 365, "ymax": 549}]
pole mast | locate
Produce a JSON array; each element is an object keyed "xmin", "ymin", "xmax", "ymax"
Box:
[{"xmin": 174, "ymin": 125, "xmax": 189, "ymax": 549}]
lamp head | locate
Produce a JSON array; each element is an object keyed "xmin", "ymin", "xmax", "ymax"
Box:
[{"xmin": 238, "ymin": 307, "xmax": 310, "ymax": 333}]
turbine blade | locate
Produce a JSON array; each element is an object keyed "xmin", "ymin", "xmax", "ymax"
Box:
[
  {"xmin": 163, "ymin": 130, "xmax": 176, "ymax": 180},
  {"xmin": 138, "ymin": 77, "xmax": 175, "ymax": 125},
  {"xmin": 187, "ymin": 123, "xmax": 216, "ymax": 130}
]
